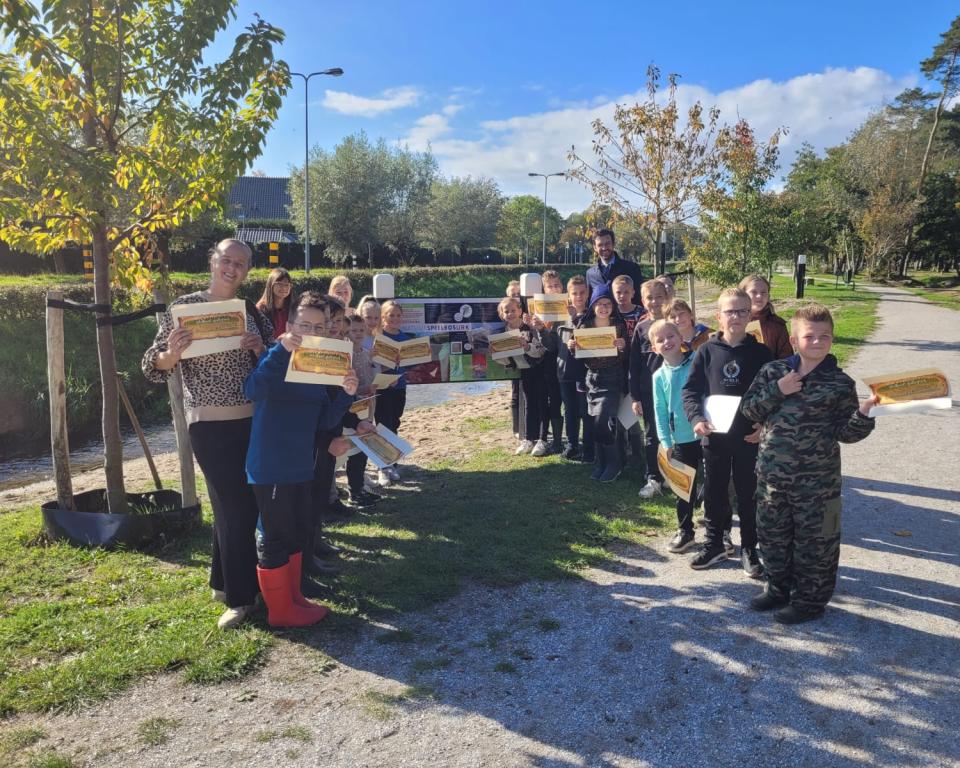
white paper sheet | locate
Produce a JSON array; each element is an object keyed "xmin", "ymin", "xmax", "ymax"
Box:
[{"xmin": 704, "ymin": 395, "xmax": 742, "ymax": 434}]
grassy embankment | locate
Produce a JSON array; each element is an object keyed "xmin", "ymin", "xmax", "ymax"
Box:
[
  {"xmin": 894, "ymin": 271, "xmax": 960, "ymax": 312},
  {"xmin": 0, "ymin": 268, "xmax": 876, "ymax": 726}
]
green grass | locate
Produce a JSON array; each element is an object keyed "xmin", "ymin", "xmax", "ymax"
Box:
[
  {"xmin": 895, "ymin": 271, "xmax": 960, "ymax": 311},
  {"xmin": 137, "ymin": 717, "xmax": 181, "ymax": 747},
  {"xmin": 0, "ymin": 506, "xmax": 271, "ymax": 716},
  {"xmin": 769, "ymin": 274, "xmax": 880, "ymax": 366}
]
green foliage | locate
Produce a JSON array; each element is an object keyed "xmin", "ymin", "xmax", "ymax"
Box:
[
  {"xmin": 687, "ymin": 120, "xmax": 786, "ymax": 285},
  {"xmin": 422, "ymin": 176, "xmax": 504, "ymax": 259},
  {"xmin": 497, "ymin": 194, "xmax": 563, "ymax": 260}
]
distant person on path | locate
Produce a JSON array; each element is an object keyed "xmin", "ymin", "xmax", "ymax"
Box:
[
  {"xmin": 585, "ymin": 229, "xmax": 645, "ymax": 304},
  {"xmin": 142, "ymin": 239, "xmax": 272, "ymax": 630},
  {"xmin": 256, "ymin": 267, "xmax": 293, "ymax": 339},
  {"xmin": 740, "ymin": 274, "xmax": 792, "ymax": 359},
  {"xmin": 741, "ymin": 303, "xmax": 877, "ymax": 624},
  {"xmin": 681, "ymin": 287, "xmax": 772, "ymax": 577}
]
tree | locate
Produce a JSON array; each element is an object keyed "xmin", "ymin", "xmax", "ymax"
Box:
[
  {"xmin": 497, "ymin": 195, "xmax": 562, "ymax": 264},
  {"xmin": 0, "ymin": 1, "xmax": 288, "ymax": 512},
  {"xmin": 568, "ymin": 65, "xmax": 726, "ymax": 255},
  {"xmin": 903, "ymin": 15, "xmax": 960, "ymax": 274},
  {"xmin": 378, "ymin": 147, "xmax": 437, "ymax": 266},
  {"xmin": 687, "ymin": 120, "xmax": 786, "ymax": 284},
  {"xmin": 289, "ymin": 133, "xmax": 438, "ymax": 266},
  {"xmin": 421, "ymin": 176, "xmax": 502, "ymax": 263}
]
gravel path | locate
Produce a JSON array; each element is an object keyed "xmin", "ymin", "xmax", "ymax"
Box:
[{"xmin": 7, "ymin": 285, "xmax": 959, "ymax": 767}]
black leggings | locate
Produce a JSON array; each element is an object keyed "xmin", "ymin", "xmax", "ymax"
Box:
[
  {"xmin": 703, "ymin": 438, "xmax": 759, "ymax": 549},
  {"xmin": 189, "ymin": 418, "xmax": 260, "ymax": 609},
  {"xmin": 377, "ymin": 388, "xmax": 406, "ymax": 435},
  {"xmin": 585, "ymin": 367, "xmax": 622, "ymax": 445},
  {"xmin": 519, "ymin": 367, "xmax": 546, "ymax": 442},
  {"xmin": 253, "ymin": 482, "xmax": 312, "ymax": 569}
]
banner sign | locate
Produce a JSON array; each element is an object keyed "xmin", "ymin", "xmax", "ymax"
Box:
[{"xmin": 392, "ymin": 297, "xmax": 520, "ymax": 383}]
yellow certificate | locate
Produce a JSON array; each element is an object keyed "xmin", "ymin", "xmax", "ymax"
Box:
[
  {"xmin": 285, "ymin": 336, "xmax": 353, "ymax": 385},
  {"xmin": 657, "ymin": 446, "xmax": 697, "ymax": 503},
  {"xmin": 371, "ymin": 335, "xmax": 401, "ymax": 368},
  {"xmin": 349, "ymin": 424, "xmax": 414, "ymax": 470},
  {"xmin": 574, "ymin": 325, "xmax": 618, "ymax": 358},
  {"xmin": 398, "ymin": 336, "xmax": 432, "ymax": 366},
  {"xmin": 373, "ymin": 373, "xmax": 401, "ymax": 389},
  {"xmin": 170, "ymin": 299, "xmax": 246, "ymax": 358},
  {"xmin": 531, "ymin": 294, "xmax": 569, "ymax": 322},
  {"xmin": 488, "ymin": 329, "xmax": 525, "ymax": 360},
  {"xmin": 349, "ymin": 395, "xmax": 377, "ymax": 420},
  {"xmin": 861, "ymin": 368, "xmax": 952, "ymax": 416},
  {"xmin": 745, "ymin": 320, "xmax": 764, "ymax": 345}
]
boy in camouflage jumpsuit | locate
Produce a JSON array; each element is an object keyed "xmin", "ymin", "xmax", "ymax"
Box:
[{"xmin": 741, "ymin": 304, "xmax": 878, "ymax": 624}]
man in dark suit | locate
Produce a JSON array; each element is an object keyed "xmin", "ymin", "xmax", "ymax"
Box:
[{"xmin": 585, "ymin": 229, "xmax": 646, "ymax": 304}]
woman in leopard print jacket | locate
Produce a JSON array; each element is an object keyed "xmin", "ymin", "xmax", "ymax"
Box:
[{"xmin": 143, "ymin": 239, "xmax": 272, "ymax": 630}]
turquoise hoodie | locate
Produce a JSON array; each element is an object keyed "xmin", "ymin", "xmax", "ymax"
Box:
[{"xmin": 652, "ymin": 352, "xmax": 696, "ymax": 448}]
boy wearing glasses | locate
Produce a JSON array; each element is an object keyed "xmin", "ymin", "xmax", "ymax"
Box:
[
  {"xmin": 682, "ymin": 288, "xmax": 772, "ymax": 575},
  {"xmin": 244, "ymin": 292, "xmax": 359, "ymax": 627}
]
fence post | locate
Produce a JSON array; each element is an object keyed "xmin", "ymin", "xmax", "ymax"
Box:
[
  {"xmin": 687, "ymin": 269, "xmax": 697, "ymax": 319},
  {"xmin": 45, "ymin": 290, "xmax": 74, "ymax": 509},
  {"xmin": 153, "ymin": 287, "xmax": 198, "ymax": 507}
]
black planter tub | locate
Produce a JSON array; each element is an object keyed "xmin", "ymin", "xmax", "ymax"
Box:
[{"xmin": 41, "ymin": 488, "xmax": 201, "ymax": 549}]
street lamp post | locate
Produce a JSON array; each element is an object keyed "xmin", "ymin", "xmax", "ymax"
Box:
[
  {"xmin": 528, "ymin": 172, "xmax": 564, "ymax": 264},
  {"xmin": 290, "ymin": 67, "xmax": 343, "ymax": 273}
]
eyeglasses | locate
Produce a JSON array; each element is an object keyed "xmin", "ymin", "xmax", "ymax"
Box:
[
  {"xmin": 293, "ymin": 321, "xmax": 327, "ymax": 335},
  {"xmin": 721, "ymin": 309, "xmax": 750, "ymax": 318}
]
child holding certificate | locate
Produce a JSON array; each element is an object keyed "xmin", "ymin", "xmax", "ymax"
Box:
[
  {"xmin": 376, "ymin": 300, "xmax": 412, "ymax": 486},
  {"xmin": 243, "ymin": 292, "xmax": 359, "ymax": 627},
  {"xmin": 649, "ymin": 320, "xmax": 700, "ymax": 554},
  {"xmin": 570, "ymin": 284, "xmax": 628, "ymax": 482},
  {"xmin": 345, "ymin": 315, "xmax": 381, "ymax": 508},
  {"xmin": 556, "ymin": 276, "xmax": 593, "ymax": 462},
  {"xmin": 741, "ymin": 304, "xmax": 877, "ymax": 624},
  {"xmin": 681, "ymin": 288, "xmax": 772, "ymax": 576},
  {"xmin": 498, "ymin": 296, "xmax": 547, "ymax": 455}
]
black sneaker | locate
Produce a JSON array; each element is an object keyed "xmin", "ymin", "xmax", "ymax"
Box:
[
  {"xmin": 774, "ymin": 604, "xmax": 825, "ymax": 625},
  {"xmin": 561, "ymin": 444, "xmax": 581, "ymax": 460},
  {"xmin": 667, "ymin": 530, "xmax": 697, "ymax": 553},
  {"xmin": 741, "ymin": 547, "xmax": 763, "ymax": 579},
  {"xmin": 324, "ymin": 498, "xmax": 354, "ymax": 521},
  {"xmin": 690, "ymin": 543, "xmax": 727, "ymax": 570},
  {"xmin": 314, "ymin": 537, "xmax": 342, "ymax": 558},
  {"xmin": 749, "ymin": 587, "xmax": 789, "ymax": 612},
  {"xmin": 349, "ymin": 489, "xmax": 381, "ymax": 507}
]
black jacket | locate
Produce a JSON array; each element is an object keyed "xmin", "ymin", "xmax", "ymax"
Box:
[
  {"xmin": 681, "ymin": 333, "xmax": 773, "ymax": 442},
  {"xmin": 628, "ymin": 316, "xmax": 660, "ymax": 402},
  {"xmin": 585, "ymin": 252, "xmax": 646, "ymax": 304}
]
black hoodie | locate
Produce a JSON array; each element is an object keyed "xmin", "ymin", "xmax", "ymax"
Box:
[{"xmin": 681, "ymin": 332, "xmax": 773, "ymax": 442}]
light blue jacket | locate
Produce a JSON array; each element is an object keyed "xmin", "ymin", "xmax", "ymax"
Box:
[{"xmin": 652, "ymin": 353, "xmax": 696, "ymax": 448}]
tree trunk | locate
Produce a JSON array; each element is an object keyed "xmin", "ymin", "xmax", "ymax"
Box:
[
  {"xmin": 92, "ymin": 224, "xmax": 127, "ymax": 513},
  {"xmin": 902, "ymin": 49, "xmax": 957, "ymax": 277}
]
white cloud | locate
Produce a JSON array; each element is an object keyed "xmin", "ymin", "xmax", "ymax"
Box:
[
  {"xmin": 322, "ymin": 86, "xmax": 421, "ymax": 117},
  {"xmin": 441, "ymin": 103, "xmax": 463, "ymax": 116},
  {"xmin": 403, "ymin": 67, "xmax": 914, "ymax": 215},
  {"xmin": 403, "ymin": 113, "xmax": 454, "ymax": 151}
]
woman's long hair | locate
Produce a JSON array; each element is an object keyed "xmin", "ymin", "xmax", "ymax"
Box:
[{"xmin": 258, "ymin": 267, "xmax": 292, "ymax": 312}]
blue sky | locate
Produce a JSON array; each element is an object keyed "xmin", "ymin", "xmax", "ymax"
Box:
[{"xmin": 219, "ymin": 1, "xmax": 958, "ymax": 214}]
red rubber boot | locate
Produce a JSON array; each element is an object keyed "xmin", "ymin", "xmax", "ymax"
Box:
[
  {"xmin": 256, "ymin": 561, "xmax": 325, "ymax": 628},
  {"xmin": 288, "ymin": 552, "xmax": 330, "ymax": 622}
]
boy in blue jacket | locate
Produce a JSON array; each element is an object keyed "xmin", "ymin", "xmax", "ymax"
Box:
[
  {"xmin": 244, "ymin": 292, "xmax": 358, "ymax": 628},
  {"xmin": 649, "ymin": 320, "xmax": 700, "ymax": 554}
]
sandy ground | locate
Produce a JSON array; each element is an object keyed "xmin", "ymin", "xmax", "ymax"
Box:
[{"xmin": 3, "ymin": 286, "xmax": 959, "ymax": 767}]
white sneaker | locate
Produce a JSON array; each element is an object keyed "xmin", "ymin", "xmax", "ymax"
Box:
[
  {"xmin": 723, "ymin": 532, "xmax": 735, "ymax": 558},
  {"xmin": 638, "ymin": 479, "xmax": 663, "ymax": 499},
  {"xmin": 211, "ymin": 589, "xmax": 226, "ymax": 604},
  {"xmin": 515, "ymin": 440, "xmax": 534, "ymax": 455},
  {"xmin": 530, "ymin": 439, "xmax": 549, "ymax": 457},
  {"xmin": 378, "ymin": 469, "xmax": 393, "ymax": 487},
  {"xmin": 387, "ymin": 465, "xmax": 401, "ymax": 482},
  {"xmin": 217, "ymin": 604, "xmax": 254, "ymax": 630}
]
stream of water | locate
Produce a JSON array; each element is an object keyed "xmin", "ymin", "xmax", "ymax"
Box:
[{"xmin": 0, "ymin": 381, "xmax": 507, "ymax": 491}]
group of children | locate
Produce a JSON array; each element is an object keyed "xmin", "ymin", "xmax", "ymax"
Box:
[
  {"xmin": 243, "ymin": 271, "xmax": 417, "ymax": 627},
  {"xmin": 504, "ymin": 264, "xmax": 877, "ymax": 624}
]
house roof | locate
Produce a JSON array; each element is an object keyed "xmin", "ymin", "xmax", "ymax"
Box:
[
  {"xmin": 234, "ymin": 227, "xmax": 299, "ymax": 245},
  {"xmin": 226, "ymin": 176, "xmax": 292, "ymax": 221}
]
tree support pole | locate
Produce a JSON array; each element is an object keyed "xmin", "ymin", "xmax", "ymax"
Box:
[{"xmin": 46, "ymin": 290, "xmax": 74, "ymax": 510}]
